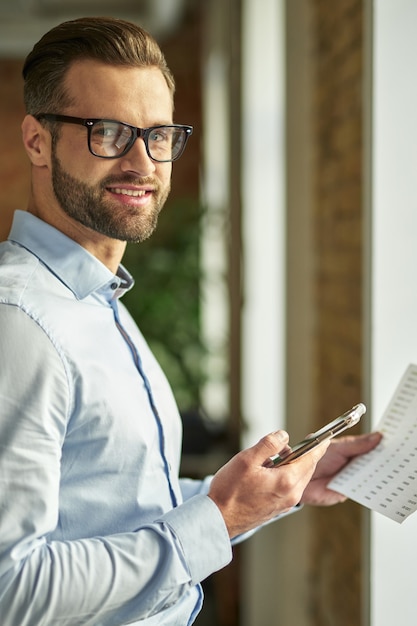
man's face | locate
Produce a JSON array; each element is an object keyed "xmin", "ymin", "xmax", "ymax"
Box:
[{"xmin": 49, "ymin": 60, "xmax": 174, "ymax": 243}]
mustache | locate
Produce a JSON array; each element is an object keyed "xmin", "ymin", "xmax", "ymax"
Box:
[{"xmin": 101, "ymin": 174, "xmax": 159, "ymax": 188}]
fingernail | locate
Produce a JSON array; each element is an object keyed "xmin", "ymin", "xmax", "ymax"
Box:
[{"xmin": 271, "ymin": 430, "xmax": 287, "ymax": 442}]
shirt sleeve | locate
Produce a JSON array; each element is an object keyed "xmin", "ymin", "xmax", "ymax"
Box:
[{"xmin": 0, "ymin": 305, "xmax": 232, "ymax": 626}]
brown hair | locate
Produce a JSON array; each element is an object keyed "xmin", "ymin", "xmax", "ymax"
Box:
[{"xmin": 22, "ymin": 16, "xmax": 176, "ymax": 115}]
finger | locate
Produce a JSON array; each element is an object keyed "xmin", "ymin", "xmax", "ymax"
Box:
[
  {"xmin": 269, "ymin": 436, "xmax": 331, "ymax": 469},
  {"xmin": 300, "ymin": 438, "xmax": 331, "ymax": 466},
  {"xmin": 330, "ymin": 431, "xmax": 382, "ymax": 456},
  {"xmin": 300, "ymin": 478, "xmax": 348, "ymax": 506}
]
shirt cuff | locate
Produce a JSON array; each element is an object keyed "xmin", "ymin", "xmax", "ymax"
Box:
[{"xmin": 159, "ymin": 494, "xmax": 232, "ymax": 584}]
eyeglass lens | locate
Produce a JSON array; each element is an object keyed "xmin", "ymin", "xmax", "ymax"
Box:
[{"xmin": 89, "ymin": 121, "xmax": 186, "ymax": 161}]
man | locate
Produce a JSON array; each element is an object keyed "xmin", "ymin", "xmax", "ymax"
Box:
[{"xmin": 0, "ymin": 16, "xmax": 381, "ymax": 625}]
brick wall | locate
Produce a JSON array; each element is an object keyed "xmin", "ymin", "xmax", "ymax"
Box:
[
  {"xmin": 309, "ymin": 1, "xmax": 365, "ymax": 624},
  {"xmin": 0, "ymin": 59, "xmax": 29, "ymax": 241}
]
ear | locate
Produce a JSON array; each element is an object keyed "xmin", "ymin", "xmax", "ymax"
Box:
[{"xmin": 21, "ymin": 115, "xmax": 51, "ymax": 167}]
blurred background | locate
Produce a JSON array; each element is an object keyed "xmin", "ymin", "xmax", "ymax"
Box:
[{"xmin": 1, "ymin": 1, "xmax": 417, "ymax": 625}]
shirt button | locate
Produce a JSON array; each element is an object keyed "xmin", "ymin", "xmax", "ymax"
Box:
[{"xmin": 110, "ymin": 282, "xmax": 118, "ymax": 290}]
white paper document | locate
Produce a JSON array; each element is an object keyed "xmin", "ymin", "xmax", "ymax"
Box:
[{"xmin": 328, "ymin": 363, "xmax": 417, "ymax": 523}]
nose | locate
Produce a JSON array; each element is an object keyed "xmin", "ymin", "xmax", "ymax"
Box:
[{"xmin": 119, "ymin": 136, "xmax": 156, "ymax": 177}]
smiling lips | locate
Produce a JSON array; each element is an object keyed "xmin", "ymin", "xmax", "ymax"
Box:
[{"xmin": 111, "ymin": 187, "xmax": 151, "ymax": 197}]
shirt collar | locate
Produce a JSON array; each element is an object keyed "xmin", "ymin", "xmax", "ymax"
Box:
[{"xmin": 8, "ymin": 210, "xmax": 134, "ymax": 300}]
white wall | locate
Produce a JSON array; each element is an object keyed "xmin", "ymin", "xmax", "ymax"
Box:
[
  {"xmin": 368, "ymin": 1, "xmax": 417, "ymax": 623},
  {"xmin": 240, "ymin": 0, "xmax": 286, "ymax": 448},
  {"xmin": 240, "ymin": 1, "xmax": 288, "ymax": 624}
]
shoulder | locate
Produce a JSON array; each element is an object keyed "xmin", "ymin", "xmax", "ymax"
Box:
[{"xmin": 0, "ymin": 240, "xmax": 41, "ymax": 306}]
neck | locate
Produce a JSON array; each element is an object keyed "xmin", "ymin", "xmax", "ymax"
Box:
[{"xmin": 27, "ymin": 198, "xmax": 127, "ymax": 275}]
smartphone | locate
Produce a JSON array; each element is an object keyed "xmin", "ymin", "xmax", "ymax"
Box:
[{"xmin": 265, "ymin": 402, "xmax": 366, "ymax": 467}]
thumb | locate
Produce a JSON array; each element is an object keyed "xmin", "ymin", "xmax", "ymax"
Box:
[{"xmin": 252, "ymin": 430, "xmax": 290, "ymax": 464}]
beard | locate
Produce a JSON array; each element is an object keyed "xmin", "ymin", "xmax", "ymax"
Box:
[{"xmin": 50, "ymin": 148, "xmax": 171, "ymax": 243}]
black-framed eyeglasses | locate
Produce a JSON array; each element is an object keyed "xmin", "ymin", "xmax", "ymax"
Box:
[{"xmin": 36, "ymin": 113, "xmax": 193, "ymax": 162}]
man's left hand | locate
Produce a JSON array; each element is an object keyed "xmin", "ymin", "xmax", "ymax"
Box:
[{"xmin": 300, "ymin": 432, "xmax": 382, "ymax": 506}]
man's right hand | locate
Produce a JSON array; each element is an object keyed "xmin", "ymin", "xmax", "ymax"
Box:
[{"xmin": 208, "ymin": 430, "xmax": 329, "ymax": 538}]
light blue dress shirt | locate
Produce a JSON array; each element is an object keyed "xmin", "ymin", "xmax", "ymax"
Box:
[{"xmin": 0, "ymin": 211, "xmax": 233, "ymax": 625}]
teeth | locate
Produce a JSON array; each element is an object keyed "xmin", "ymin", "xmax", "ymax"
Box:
[{"xmin": 112, "ymin": 188, "xmax": 147, "ymax": 197}]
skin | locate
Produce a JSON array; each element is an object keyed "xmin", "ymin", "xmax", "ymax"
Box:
[
  {"xmin": 21, "ymin": 60, "xmax": 173, "ymax": 273},
  {"xmin": 20, "ymin": 58, "xmax": 383, "ymax": 540},
  {"xmin": 208, "ymin": 430, "xmax": 382, "ymax": 538}
]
